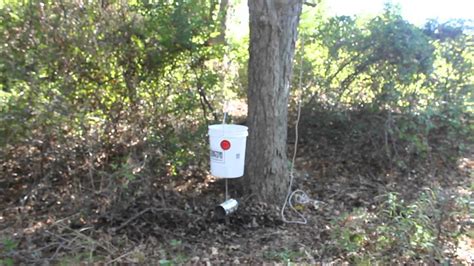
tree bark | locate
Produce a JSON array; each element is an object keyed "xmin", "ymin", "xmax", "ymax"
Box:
[{"xmin": 244, "ymin": 0, "xmax": 302, "ymax": 204}]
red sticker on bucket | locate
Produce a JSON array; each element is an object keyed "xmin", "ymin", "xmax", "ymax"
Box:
[{"xmin": 220, "ymin": 140, "xmax": 231, "ymax": 150}]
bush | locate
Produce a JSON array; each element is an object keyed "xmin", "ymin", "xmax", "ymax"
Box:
[{"xmin": 328, "ymin": 189, "xmax": 472, "ymax": 263}]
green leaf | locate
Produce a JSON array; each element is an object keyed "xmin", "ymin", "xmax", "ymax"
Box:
[
  {"xmin": 2, "ymin": 239, "xmax": 16, "ymax": 252},
  {"xmin": 0, "ymin": 258, "xmax": 14, "ymax": 266},
  {"xmin": 159, "ymin": 259, "xmax": 172, "ymax": 266}
]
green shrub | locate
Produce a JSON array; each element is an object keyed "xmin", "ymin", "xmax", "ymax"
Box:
[{"xmin": 328, "ymin": 189, "xmax": 471, "ymax": 263}]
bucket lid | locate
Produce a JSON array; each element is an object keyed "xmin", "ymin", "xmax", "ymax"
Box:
[{"xmin": 208, "ymin": 124, "xmax": 248, "ymax": 137}]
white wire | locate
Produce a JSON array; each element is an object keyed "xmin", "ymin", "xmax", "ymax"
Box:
[
  {"xmin": 280, "ymin": 34, "xmax": 320, "ymax": 224},
  {"xmin": 222, "ymin": 101, "xmax": 229, "ymax": 124}
]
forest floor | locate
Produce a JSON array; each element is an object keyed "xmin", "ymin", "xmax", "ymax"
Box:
[{"xmin": 0, "ymin": 115, "xmax": 473, "ymax": 264}]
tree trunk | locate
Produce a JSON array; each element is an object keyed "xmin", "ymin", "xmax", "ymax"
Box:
[{"xmin": 244, "ymin": 0, "xmax": 302, "ymax": 204}]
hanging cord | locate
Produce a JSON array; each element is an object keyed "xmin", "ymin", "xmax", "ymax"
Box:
[
  {"xmin": 222, "ymin": 100, "xmax": 230, "ymax": 124},
  {"xmin": 280, "ymin": 35, "xmax": 322, "ymax": 225}
]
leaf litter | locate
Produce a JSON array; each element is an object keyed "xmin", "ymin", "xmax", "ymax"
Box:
[{"xmin": 0, "ymin": 120, "xmax": 472, "ymax": 264}]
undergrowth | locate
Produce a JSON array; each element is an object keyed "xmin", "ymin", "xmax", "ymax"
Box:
[
  {"xmin": 328, "ymin": 188, "xmax": 472, "ymax": 264},
  {"xmin": 0, "ymin": 1, "xmax": 472, "ymax": 264}
]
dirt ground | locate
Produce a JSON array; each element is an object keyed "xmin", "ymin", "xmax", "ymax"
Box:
[{"xmin": 0, "ymin": 109, "xmax": 473, "ymax": 264}]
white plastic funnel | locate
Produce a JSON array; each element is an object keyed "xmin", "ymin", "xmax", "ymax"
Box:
[{"xmin": 208, "ymin": 124, "xmax": 248, "ymax": 178}]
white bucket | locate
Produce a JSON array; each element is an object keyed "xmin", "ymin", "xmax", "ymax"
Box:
[{"xmin": 208, "ymin": 124, "xmax": 248, "ymax": 178}]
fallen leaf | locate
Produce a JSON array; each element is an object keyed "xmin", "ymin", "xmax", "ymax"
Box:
[{"xmin": 211, "ymin": 246, "xmax": 218, "ymax": 256}]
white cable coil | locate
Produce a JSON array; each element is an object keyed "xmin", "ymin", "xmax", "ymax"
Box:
[{"xmin": 280, "ymin": 34, "xmax": 324, "ymax": 225}]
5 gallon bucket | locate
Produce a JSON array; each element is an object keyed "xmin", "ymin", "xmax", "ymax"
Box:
[{"xmin": 208, "ymin": 124, "xmax": 248, "ymax": 178}]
